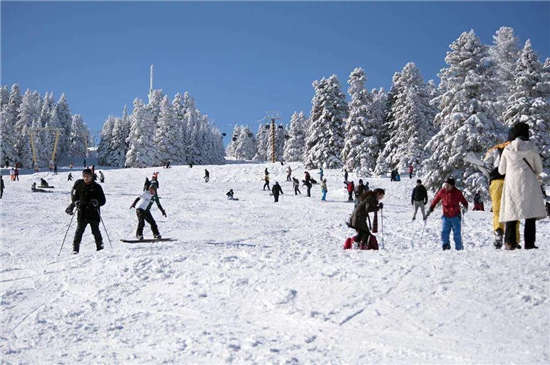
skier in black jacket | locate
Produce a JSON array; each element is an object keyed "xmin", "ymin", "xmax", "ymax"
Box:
[
  {"xmin": 65, "ymin": 168, "xmax": 106, "ymax": 253},
  {"xmin": 272, "ymin": 182, "xmax": 283, "ymax": 203},
  {"xmin": 411, "ymin": 179, "xmax": 428, "ymax": 220}
]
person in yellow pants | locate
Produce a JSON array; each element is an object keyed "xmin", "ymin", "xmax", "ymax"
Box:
[{"xmin": 486, "ymin": 141, "xmax": 520, "ymax": 248}]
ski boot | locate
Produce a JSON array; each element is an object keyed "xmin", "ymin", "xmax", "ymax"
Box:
[
  {"xmin": 494, "ymin": 229, "xmax": 503, "ymax": 249},
  {"xmin": 72, "ymin": 242, "xmax": 80, "ymax": 255},
  {"xmin": 154, "ymin": 234, "xmax": 162, "ymax": 240},
  {"xmin": 136, "ymin": 234, "xmax": 144, "ymax": 241},
  {"xmin": 442, "ymin": 244, "xmax": 451, "ymax": 251},
  {"xmin": 96, "ymin": 241, "xmax": 104, "ymax": 251}
]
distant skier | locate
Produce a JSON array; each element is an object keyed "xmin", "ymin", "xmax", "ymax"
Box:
[
  {"xmin": 263, "ymin": 174, "xmax": 270, "ymax": 191},
  {"xmin": 292, "ymin": 177, "xmax": 301, "ymax": 195},
  {"xmin": 204, "ymin": 169, "xmax": 210, "ymax": 183},
  {"xmin": 319, "ymin": 167, "xmax": 324, "ymax": 181},
  {"xmin": 344, "ymin": 169, "xmax": 348, "ymax": 183},
  {"xmin": 130, "ymin": 185, "xmax": 167, "ymax": 240},
  {"xmin": 40, "ymin": 178, "xmax": 52, "ymax": 188},
  {"xmin": 473, "ymin": 192, "xmax": 484, "ymax": 211},
  {"xmin": 498, "ymin": 122, "xmax": 546, "ymax": 250},
  {"xmin": 272, "ymin": 181, "xmax": 283, "ymax": 203},
  {"xmin": 303, "ymin": 171, "xmax": 312, "ymax": 197},
  {"xmin": 265, "ymin": 168, "xmax": 269, "ymax": 177},
  {"xmin": 354, "ymin": 179, "xmax": 367, "ymax": 206},
  {"xmin": 226, "ymin": 189, "xmax": 238, "ymax": 200},
  {"xmin": 0, "ymin": 175, "xmax": 4, "ymax": 198},
  {"xmin": 426, "ymin": 178, "xmax": 468, "ymax": 250},
  {"xmin": 345, "ymin": 181, "xmax": 355, "ymax": 202},
  {"xmin": 408, "ymin": 164, "xmax": 413, "ymax": 179},
  {"xmin": 150, "ymin": 173, "xmax": 159, "ymax": 190},
  {"xmin": 68, "ymin": 172, "xmax": 73, "ymax": 181},
  {"xmin": 69, "ymin": 162, "xmax": 73, "ymax": 170},
  {"xmin": 65, "ymin": 168, "xmax": 106, "ymax": 254},
  {"xmin": 411, "ymin": 179, "xmax": 428, "ymax": 221},
  {"xmin": 14, "ymin": 167, "xmax": 19, "ymax": 181},
  {"xmin": 347, "ymin": 188, "xmax": 385, "ymax": 250},
  {"xmin": 143, "ymin": 177, "xmax": 151, "ymax": 191},
  {"xmin": 165, "ymin": 160, "xmax": 171, "ymax": 168},
  {"xmin": 286, "ymin": 166, "xmax": 292, "ymax": 182},
  {"xmin": 321, "ymin": 178, "xmax": 328, "ymax": 201},
  {"xmin": 99, "ymin": 171, "xmax": 105, "ymax": 183}
]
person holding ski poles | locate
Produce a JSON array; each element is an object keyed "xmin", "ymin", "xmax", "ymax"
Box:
[
  {"xmin": 65, "ymin": 168, "xmax": 106, "ymax": 254},
  {"xmin": 348, "ymin": 188, "xmax": 385, "ymax": 250},
  {"xmin": 498, "ymin": 122, "xmax": 547, "ymax": 250},
  {"xmin": 425, "ymin": 177, "xmax": 468, "ymax": 250},
  {"xmin": 130, "ymin": 186, "xmax": 167, "ymax": 240},
  {"xmin": 411, "ymin": 179, "xmax": 428, "ymax": 221}
]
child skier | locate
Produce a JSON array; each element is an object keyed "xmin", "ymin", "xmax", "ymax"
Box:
[
  {"xmin": 426, "ymin": 178, "xmax": 468, "ymax": 250},
  {"xmin": 130, "ymin": 186, "xmax": 167, "ymax": 240}
]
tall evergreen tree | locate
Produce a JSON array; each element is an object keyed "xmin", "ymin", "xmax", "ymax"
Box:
[
  {"xmin": 283, "ymin": 111, "xmax": 306, "ymax": 162},
  {"xmin": 375, "ymin": 63, "xmax": 435, "ymax": 175},
  {"xmin": 503, "ymin": 40, "xmax": 550, "ymax": 169},
  {"xmin": 226, "ymin": 125, "xmax": 242, "ymax": 159},
  {"xmin": 97, "ymin": 116, "xmax": 115, "ymax": 166},
  {"xmin": 0, "ymin": 84, "xmax": 21, "ymax": 165},
  {"xmin": 172, "ymin": 93, "xmax": 188, "ymax": 162},
  {"xmin": 423, "ymin": 30, "xmax": 504, "ymax": 197},
  {"xmin": 55, "ymin": 94, "xmax": 72, "ymax": 161},
  {"xmin": 69, "ymin": 114, "xmax": 89, "ymax": 161},
  {"xmin": 342, "ymin": 67, "xmax": 371, "ymax": 173},
  {"xmin": 125, "ymin": 98, "xmax": 155, "ymax": 167},
  {"xmin": 253, "ymin": 123, "xmax": 270, "ymax": 161},
  {"xmin": 233, "ymin": 126, "xmax": 257, "ymax": 160},
  {"xmin": 154, "ymin": 95, "xmax": 181, "ymax": 164},
  {"xmin": 304, "ymin": 75, "xmax": 348, "ymax": 168},
  {"xmin": 15, "ymin": 90, "xmax": 41, "ymax": 167}
]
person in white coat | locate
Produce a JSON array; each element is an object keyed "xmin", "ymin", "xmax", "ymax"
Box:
[{"xmin": 498, "ymin": 122, "xmax": 547, "ymax": 250}]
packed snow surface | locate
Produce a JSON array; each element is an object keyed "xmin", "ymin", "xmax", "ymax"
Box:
[{"xmin": 1, "ymin": 163, "xmax": 549, "ymax": 364}]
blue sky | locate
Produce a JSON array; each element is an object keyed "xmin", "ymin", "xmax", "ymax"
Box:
[{"xmin": 2, "ymin": 2, "xmax": 549, "ymax": 143}]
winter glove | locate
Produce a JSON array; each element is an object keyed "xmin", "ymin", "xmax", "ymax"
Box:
[
  {"xmin": 162, "ymin": 210, "xmax": 167, "ymax": 217},
  {"xmin": 462, "ymin": 206, "xmax": 468, "ymax": 214},
  {"xmin": 65, "ymin": 203, "xmax": 75, "ymax": 215},
  {"xmin": 90, "ymin": 199, "xmax": 99, "ymax": 208},
  {"xmin": 378, "ymin": 202, "xmax": 384, "ymax": 210}
]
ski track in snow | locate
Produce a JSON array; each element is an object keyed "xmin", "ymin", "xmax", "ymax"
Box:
[{"xmin": 1, "ymin": 163, "xmax": 549, "ymax": 364}]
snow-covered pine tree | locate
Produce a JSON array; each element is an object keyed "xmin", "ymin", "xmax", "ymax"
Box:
[
  {"xmin": 283, "ymin": 111, "xmax": 306, "ymax": 162},
  {"xmin": 367, "ymin": 87, "xmax": 388, "ymax": 173},
  {"xmin": 253, "ymin": 123, "xmax": 270, "ymax": 161},
  {"xmin": 14, "ymin": 90, "xmax": 41, "ymax": 167},
  {"xmin": 375, "ymin": 63, "xmax": 435, "ymax": 175},
  {"xmin": 423, "ymin": 30, "xmax": 504, "ymax": 198},
  {"xmin": 125, "ymin": 99, "xmax": 155, "ymax": 167},
  {"xmin": 97, "ymin": 116, "xmax": 115, "ymax": 166},
  {"xmin": 182, "ymin": 92, "xmax": 201, "ymax": 164},
  {"xmin": 109, "ymin": 106, "xmax": 131, "ymax": 167},
  {"xmin": 226, "ymin": 125, "xmax": 242, "ymax": 159},
  {"xmin": 233, "ymin": 126, "xmax": 257, "ymax": 160},
  {"xmin": 0, "ymin": 84, "xmax": 21, "ymax": 166},
  {"xmin": 36, "ymin": 92, "xmax": 55, "ymax": 166},
  {"xmin": 69, "ymin": 114, "xmax": 89, "ymax": 162},
  {"xmin": 55, "ymin": 94, "xmax": 72, "ymax": 162},
  {"xmin": 0, "ymin": 86, "xmax": 9, "ymax": 109},
  {"xmin": 489, "ymin": 27, "xmax": 520, "ymax": 119},
  {"xmin": 342, "ymin": 67, "xmax": 371, "ymax": 173},
  {"xmin": 154, "ymin": 95, "xmax": 181, "ymax": 165},
  {"xmin": 539, "ymin": 58, "xmax": 550, "ymax": 101},
  {"xmin": 304, "ymin": 75, "xmax": 348, "ymax": 168},
  {"xmin": 503, "ymin": 40, "xmax": 550, "ymax": 170},
  {"xmin": 172, "ymin": 93, "xmax": 188, "ymax": 163}
]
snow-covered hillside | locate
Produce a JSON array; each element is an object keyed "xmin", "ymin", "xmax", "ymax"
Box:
[{"xmin": 1, "ymin": 163, "xmax": 549, "ymax": 363}]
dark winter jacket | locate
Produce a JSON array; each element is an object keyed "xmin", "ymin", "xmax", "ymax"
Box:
[
  {"xmin": 350, "ymin": 191, "xmax": 380, "ymax": 232},
  {"xmin": 354, "ymin": 183, "xmax": 366, "ymax": 198},
  {"xmin": 429, "ymin": 187, "xmax": 468, "ymax": 218},
  {"xmin": 272, "ymin": 183, "xmax": 283, "ymax": 196},
  {"xmin": 143, "ymin": 177, "xmax": 150, "ymax": 191},
  {"xmin": 411, "ymin": 185, "xmax": 428, "ymax": 204},
  {"xmin": 70, "ymin": 179, "xmax": 106, "ymax": 221},
  {"xmin": 0, "ymin": 177, "xmax": 4, "ymax": 191}
]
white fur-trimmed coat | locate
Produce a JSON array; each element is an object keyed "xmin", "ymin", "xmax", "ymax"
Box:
[{"xmin": 498, "ymin": 139, "xmax": 546, "ymax": 222}]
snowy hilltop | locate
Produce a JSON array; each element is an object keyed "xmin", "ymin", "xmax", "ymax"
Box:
[{"xmin": 1, "ymin": 162, "xmax": 549, "ymax": 363}]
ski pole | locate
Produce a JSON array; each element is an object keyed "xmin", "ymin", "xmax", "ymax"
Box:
[
  {"xmin": 380, "ymin": 207, "xmax": 385, "ymax": 249},
  {"xmin": 58, "ymin": 213, "xmax": 76, "ymax": 256},
  {"xmin": 98, "ymin": 209, "xmax": 113, "ymax": 248}
]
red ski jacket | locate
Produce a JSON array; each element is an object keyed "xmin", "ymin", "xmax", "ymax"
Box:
[{"xmin": 430, "ymin": 187, "xmax": 468, "ymax": 218}]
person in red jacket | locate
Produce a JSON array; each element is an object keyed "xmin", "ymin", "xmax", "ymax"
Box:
[{"xmin": 426, "ymin": 177, "xmax": 468, "ymax": 250}]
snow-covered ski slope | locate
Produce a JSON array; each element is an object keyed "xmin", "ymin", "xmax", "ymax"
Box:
[{"xmin": 1, "ymin": 162, "xmax": 549, "ymax": 364}]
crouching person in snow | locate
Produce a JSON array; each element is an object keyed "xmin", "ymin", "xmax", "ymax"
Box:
[
  {"xmin": 65, "ymin": 168, "xmax": 106, "ymax": 254},
  {"xmin": 498, "ymin": 122, "xmax": 547, "ymax": 250},
  {"xmin": 226, "ymin": 189, "xmax": 238, "ymax": 200},
  {"xmin": 130, "ymin": 186, "xmax": 166, "ymax": 240},
  {"xmin": 346, "ymin": 188, "xmax": 385, "ymax": 250},
  {"xmin": 426, "ymin": 178, "xmax": 468, "ymax": 251}
]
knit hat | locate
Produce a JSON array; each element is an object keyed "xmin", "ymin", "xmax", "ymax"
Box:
[
  {"xmin": 445, "ymin": 177, "xmax": 455, "ymax": 186},
  {"xmin": 82, "ymin": 168, "xmax": 93, "ymax": 176}
]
